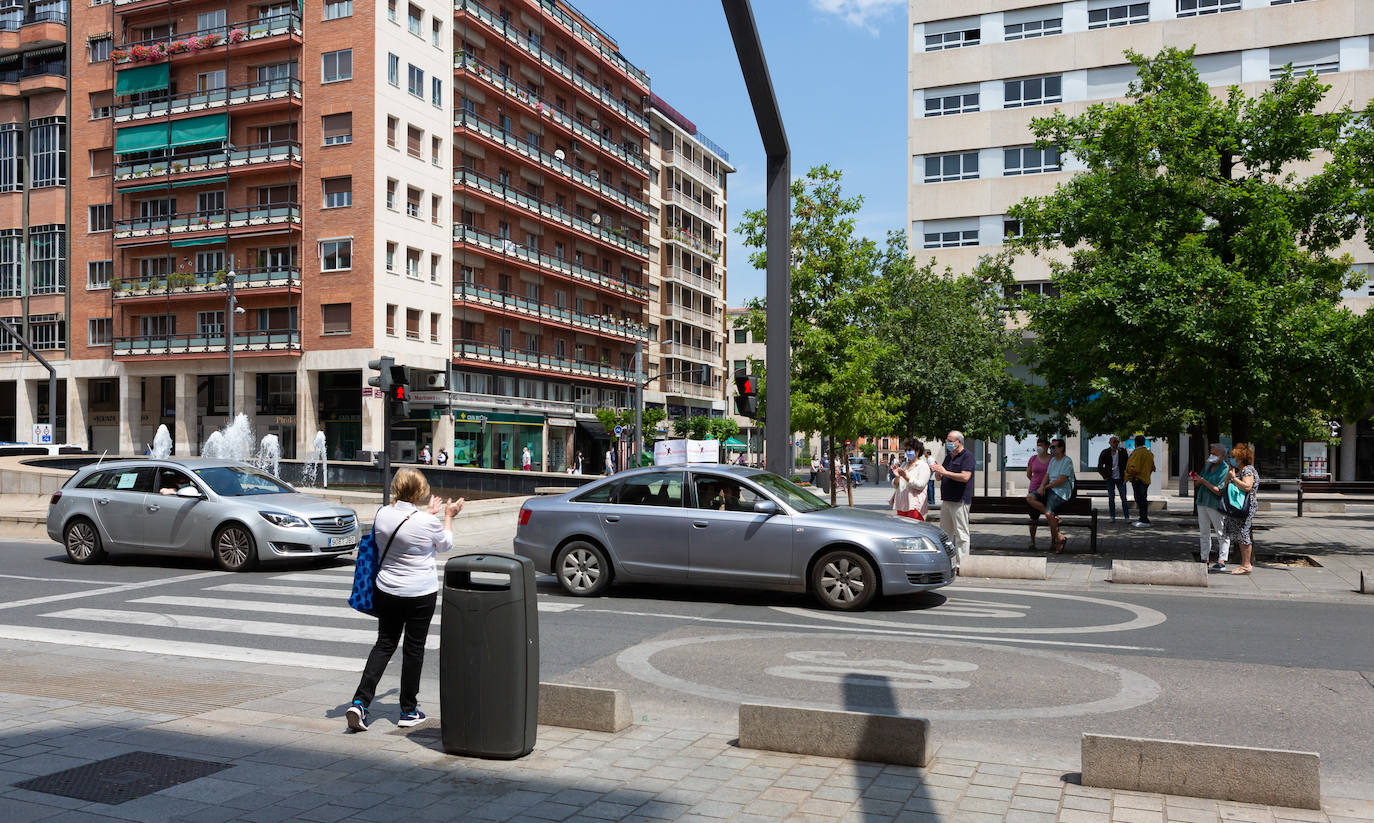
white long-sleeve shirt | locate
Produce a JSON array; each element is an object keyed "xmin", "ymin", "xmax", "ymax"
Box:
[
  {"xmin": 373, "ymin": 501, "xmax": 454, "ymax": 597},
  {"xmin": 893, "ymin": 460, "xmax": 931, "ymax": 517}
]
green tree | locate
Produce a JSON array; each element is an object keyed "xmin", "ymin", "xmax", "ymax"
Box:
[
  {"xmin": 738, "ymin": 165, "xmax": 899, "ymax": 506},
  {"xmin": 1006, "ymin": 47, "xmax": 1374, "ymax": 462}
]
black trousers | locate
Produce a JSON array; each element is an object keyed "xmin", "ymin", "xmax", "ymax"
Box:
[
  {"xmin": 352, "ymin": 588, "xmax": 437, "ymax": 712},
  {"xmin": 1131, "ymin": 479, "xmax": 1150, "ymax": 523}
]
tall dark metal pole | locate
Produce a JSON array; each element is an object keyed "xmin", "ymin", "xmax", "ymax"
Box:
[{"xmin": 722, "ymin": 0, "xmax": 790, "ymax": 478}]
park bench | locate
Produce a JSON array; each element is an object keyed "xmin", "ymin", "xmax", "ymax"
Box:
[
  {"xmin": 968, "ymin": 495, "xmax": 1099, "ymax": 553},
  {"xmin": 1296, "ymin": 480, "xmax": 1374, "ymax": 516}
]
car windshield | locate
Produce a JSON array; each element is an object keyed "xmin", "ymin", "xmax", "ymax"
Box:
[
  {"xmin": 193, "ymin": 466, "xmax": 293, "ymax": 496},
  {"xmin": 748, "ymin": 472, "xmax": 832, "ymax": 513}
]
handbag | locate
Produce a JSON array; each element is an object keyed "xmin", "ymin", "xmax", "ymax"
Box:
[
  {"xmin": 1220, "ymin": 479, "xmax": 1249, "ymax": 517},
  {"xmin": 348, "ymin": 509, "xmax": 416, "ymax": 616}
]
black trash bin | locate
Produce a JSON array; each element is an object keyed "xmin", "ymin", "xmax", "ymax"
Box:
[{"xmin": 439, "ymin": 552, "xmax": 539, "ymax": 759}]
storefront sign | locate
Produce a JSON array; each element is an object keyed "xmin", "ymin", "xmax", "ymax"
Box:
[
  {"xmin": 274, "ymin": 416, "xmax": 295, "ymax": 425},
  {"xmin": 412, "ymin": 391, "xmax": 448, "ymax": 404},
  {"xmin": 548, "ymin": 418, "xmax": 576, "ymax": 427}
]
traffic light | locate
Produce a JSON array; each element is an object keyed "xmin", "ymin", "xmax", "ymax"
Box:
[
  {"xmin": 368, "ymin": 356, "xmax": 394, "ymax": 394},
  {"xmin": 733, "ymin": 369, "xmax": 759, "ymax": 419},
  {"xmin": 389, "ymin": 364, "xmax": 412, "ymax": 421}
]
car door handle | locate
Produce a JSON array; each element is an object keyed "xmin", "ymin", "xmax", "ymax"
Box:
[
  {"xmin": 692, "ymin": 521, "xmax": 708, "ymax": 528},
  {"xmin": 97, "ymin": 497, "xmax": 110, "ymax": 506},
  {"xmin": 147, "ymin": 504, "xmax": 160, "ymax": 512},
  {"xmin": 604, "ymin": 515, "xmax": 620, "ymax": 523}
]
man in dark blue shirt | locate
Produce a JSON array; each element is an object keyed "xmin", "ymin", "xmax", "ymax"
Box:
[{"xmin": 931, "ymin": 430, "xmax": 975, "ymax": 565}]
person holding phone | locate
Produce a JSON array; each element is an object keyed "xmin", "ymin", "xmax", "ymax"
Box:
[{"xmin": 1189, "ymin": 442, "xmax": 1232, "ymax": 570}]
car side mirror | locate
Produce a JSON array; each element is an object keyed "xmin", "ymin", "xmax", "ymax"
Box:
[
  {"xmin": 176, "ymin": 486, "xmax": 204, "ymax": 499},
  {"xmin": 753, "ymin": 500, "xmax": 778, "ymax": 516}
]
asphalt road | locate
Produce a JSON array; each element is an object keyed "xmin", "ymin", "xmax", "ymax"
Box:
[{"xmin": 1, "ymin": 537, "xmax": 1371, "ymax": 799}]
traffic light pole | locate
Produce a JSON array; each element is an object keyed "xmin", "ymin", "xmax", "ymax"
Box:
[{"xmin": 379, "ymin": 401, "xmax": 391, "ymax": 505}]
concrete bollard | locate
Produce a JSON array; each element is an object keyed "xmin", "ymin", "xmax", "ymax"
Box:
[
  {"xmin": 738, "ymin": 704, "xmax": 932, "ymax": 767},
  {"xmin": 1081, "ymin": 733, "xmax": 1321, "ymax": 809},
  {"xmin": 537, "ymin": 683, "xmax": 632, "ymax": 733},
  {"xmin": 1361, "ymin": 570, "xmax": 1373, "ymax": 595},
  {"xmin": 959, "ymin": 555, "xmax": 1048, "ymax": 580},
  {"xmin": 1110, "ymin": 559, "xmax": 1207, "ymax": 588}
]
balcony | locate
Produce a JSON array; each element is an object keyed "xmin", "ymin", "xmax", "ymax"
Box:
[
  {"xmin": 114, "ymin": 77, "xmax": 300, "ymax": 123},
  {"xmin": 113, "ymin": 203, "xmax": 301, "ymax": 241},
  {"xmin": 454, "ymin": 281, "xmax": 648, "ymax": 342},
  {"xmin": 0, "ymin": 12, "xmax": 66, "ymax": 55},
  {"xmin": 661, "ymin": 262, "xmax": 719, "ymax": 294},
  {"xmin": 533, "ymin": 0, "xmax": 649, "ymax": 89},
  {"xmin": 115, "ymin": 141, "xmax": 301, "ymax": 182},
  {"xmin": 454, "ymin": 224, "xmax": 648, "ymax": 301},
  {"xmin": 661, "ymin": 302, "xmax": 719, "ymax": 329},
  {"xmin": 454, "ymin": 339, "xmax": 632, "ymax": 383},
  {"xmin": 454, "ymin": 109, "xmax": 649, "ymax": 218},
  {"xmin": 460, "ymin": 0, "xmax": 649, "ymax": 134},
  {"xmin": 0, "ymin": 56, "xmax": 65, "ymax": 95},
  {"xmin": 662, "ymin": 189, "xmax": 721, "ymax": 227},
  {"xmin": 660, "ymin": 340, "xmax": 718, "ymax": 363},
  {"xmin": 662, "ymin": 148, "xmax": 724, "ymax": 190},
  {"xmin": 661, "ymin": 377, "xmax": 719, "ymax": 401},
  {"xmin": 455, "ymin": 168, "xmax": 648, "ymax": 257},
  {"xmin": 112, "ymin": 329, "xmax": 301, "ymax": 358},
  {"xmin": 663, "ymin": 226, "xmax": 722, "ymax": 261},
  {"xmin": 111, "ymin": 266, "xmax": 300, "ymax": 300},
  {"xmin": 113, "ymin": 12, "xmax": 301, "ymax": 64},
  {"xmin": 456, "ymin": 54, "xmax": 646, "ymax": 176}
]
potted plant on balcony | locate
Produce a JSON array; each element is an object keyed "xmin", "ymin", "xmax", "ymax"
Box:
[
  {"xmin": 167, "ymin": 272, "xmax": 194, "ymax": 289},
  {"xmin": 227, "ymin": 28, "xmax": 246, "ymax": 44},
  {"xmin": 110, "ymin": 49, "xmax": 129, "ymax": 61},
  {"xmin": 166, "ymin": 40, "xmax": 190, "ymax": 55},
  {"xmin": 110, "ymin": 279, "xmax": 125, "ymax": 293},
  {"xmin": 171, "ymin": 162, "xmax": 183, "ymax": 173},
  {"xmin": 214, "ymin": 269, "xmax": 227, "ymax": 286}
]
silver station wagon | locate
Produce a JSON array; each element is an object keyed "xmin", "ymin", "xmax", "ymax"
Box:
[
  {"xmin": 514, "ymin": 465, "xmax": 955, "ymax": 611},
  {"xmin": 47, "ymin": 458, "xmax": 360, "ymax": 572}
]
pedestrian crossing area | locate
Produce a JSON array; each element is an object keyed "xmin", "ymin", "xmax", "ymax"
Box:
[{"xmin": 0, "ymin": 566, "xmax": 582, "ymax": 672}]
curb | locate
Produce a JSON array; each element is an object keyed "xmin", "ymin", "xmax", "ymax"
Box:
[
  {"xmin": 1110, "ymin": 559, "xmax": 1208, "ymax": 587},
  {"xmin": 960, "ymin": 555, "xmax": 1047, "ymax": 580},
  {"xmin": 738, "ymin": 703, "xmax": 932, "ymax": 767}
]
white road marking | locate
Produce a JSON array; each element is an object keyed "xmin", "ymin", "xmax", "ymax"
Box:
[
  {"xmin": 135, "ymin": 595, "xmax": 581, "ymax": 616},
  {"xmin": 0, "ymin": 625, "xmax": 357, "ymax": 671},
  {"xmin": 267, "ymin": 572, "xmax": 355, "ymax": 584},
  {"xmin": 41, "ymin": 607, "xmax": 441, "ymax": 649},
  {"xmin": 0, "ymin": 571, "xmax": 227, "ymax": 611},
  {"xmin": 0, "ymin": 573, "xmax": 132, "ymax": 585},
  {"xmin": 210, "ymin": 583, "xmax": 339, "ymax": 599}
]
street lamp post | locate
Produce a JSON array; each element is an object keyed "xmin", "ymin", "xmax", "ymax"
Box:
[{"xmin": 225, "ymin": 259, "xmax": 236, "ymax": 422}]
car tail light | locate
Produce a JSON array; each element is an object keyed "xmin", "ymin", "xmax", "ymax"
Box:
[
  {"xmin": 49, "ymin": 491, "xmax": 62, "ymax": 505},
  {"xmin": 517, "ymin": 507, "xmax": 532, "ymax": 526}
]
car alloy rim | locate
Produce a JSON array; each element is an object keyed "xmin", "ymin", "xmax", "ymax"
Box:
[
  {"xmin": 219, "ymin": 528, "xmax": 250, "ymax": 566},
  {"xmin": 561, "ymin": 548, "xmax": 600, "ymax": 591},
  {"xmin": 68, "ymin": 524, "xmax": 94, "ymax": 560},
  {"xmin": 820, "ymin": 556, "xmax": 865, "ymax": 602}
]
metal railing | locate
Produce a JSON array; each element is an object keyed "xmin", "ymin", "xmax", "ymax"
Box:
[
  {"xmin": 115, "ymin": 140, "xmax": 300, "ymax": 180},
  {"xmin": 660, "ymin": 340, "xmax": 718, "ymax": 361},
  {"xmin": 453, "ymin": 224, "xmax": 648, "ymax": 299},
  {"xmin": 113, "ymin": 202, "xmax": 300, "ymax": 237},
  {"xmin": 0, "ymin": 10, "xmax": 67, "ymax": 28},
  {"xmin": 662, "ymin": 189, "xmax": 721, "ymax": 226},
  {"xmin": 112, "ymin": 329, "xmax": 301, "ymax": 356},
  {"xmin": 661, "ymin": 147, "xmax": 724, "ymax": 189},
  {"xmin": 115, "ymin": 11, "xmax": 300, "ymax": 54},
  {"xmin": 661, "ymin": 263, "xmax": 720, "ymax": 293},
  {"xmin": 453, "ymin": 338, "xmax": 631, "ymax": 382},
  {"xmin": 534, "ymin": 0, "xmax": 649, "ymax": 88},
  {"xmin": 661, "ymin": 302, "xmax": 719, "ymax": 329},
  {"xmin": 112, "ymin": 266, "xmax": 299, "ymax": 296},
  {"xmin": 661, "ymin": 377, "xmax": 719, "ymax": 399},
  {"xmin": 455, "ymin": 168, "xmax": 648, "ymax": 256},
  {"xmin": 454, "ymin": 282, "xmax": 648, "ymax": 340},
  {"xmin": 663, "ymin": 226, "xmax": 722, "ymax": 259},
  {"xmin": 114, "ymin": 77, "xmax": 300, "ymax": 121}
]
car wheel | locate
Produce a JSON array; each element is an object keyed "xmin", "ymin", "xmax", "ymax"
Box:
[
  {"xmin": 555, "ymin": 541, "xmax": 611, "ymax": 596},
  {"xmin": 64, "ymin": 518, "xmax": 106, "ymax": 565},
  {"xmin": 811, "ymin": 549, "xmax": 878, "ymax": 611},
  {"xmin": 214, "ymin": 524, "xmax": 258, "ymax": 572}
]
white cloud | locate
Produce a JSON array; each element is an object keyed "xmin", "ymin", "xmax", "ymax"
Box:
[{"xmin": 809, "ymin": 0, "xmax": 904, "ymax": 32}]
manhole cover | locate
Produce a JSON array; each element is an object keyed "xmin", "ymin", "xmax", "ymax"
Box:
[{"xmin": 15, "ymin": 751, "xmax": 230, "ymax": 805}]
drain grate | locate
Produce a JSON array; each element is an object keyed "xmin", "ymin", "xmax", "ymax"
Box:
[{"xmin": 15, "ymin": 751, "xmax": 230, "ymax": 805}]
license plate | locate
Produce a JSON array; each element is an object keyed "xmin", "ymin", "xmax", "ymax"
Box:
[{"xmin": 328, "ymin": 535, "xmax": 358, "ymax": 548}]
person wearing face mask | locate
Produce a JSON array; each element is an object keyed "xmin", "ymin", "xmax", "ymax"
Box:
[
  {"xmin": 931, "ymin": 430, "xmax": 975, "ymax": 564},
  {"xmin": 1096, "ymin": 436, "xmax": 1131, "ymax": 522},
  {"xmin": 1024, "ymin": 438, "xmax": 1052, "ymax": 551},
  {"xmin": 1027, "ymin": 438, "xmax": 1076, "ymax": 553},
  {"xmin": 1188, "ymin": 443, "xmax": 1232, "ymax": 571},
  {"xmin": 891, "ymin": 439, "xmax": 930, "ymax": 520},
  {"xmin": 1125, "ymin": 435, "xmax": 1155, "ymax": 528},
  {"xmin": 1221, "ymin": 443, "xmax": 1259, "ymax": 574}
]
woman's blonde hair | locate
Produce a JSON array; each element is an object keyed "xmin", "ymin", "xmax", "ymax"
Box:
[
  {"xmin": 390, "ymin": 467, "xmax": 430, "ymax": 505},
  {"xmin": 1230, "ymin": 442, "xmax": 1254, "ymax": 467}
]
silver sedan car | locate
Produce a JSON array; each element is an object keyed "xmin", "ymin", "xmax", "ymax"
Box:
[
  {"xmin": 514, "ymin": 465, "xmax": 955, "ymax": 610},
  {"xmin": 47, "ymin": 458, "xmax": 360, "ymax": 572}
]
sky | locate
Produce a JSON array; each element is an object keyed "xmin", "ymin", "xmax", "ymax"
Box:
[{"xmin": 567, "ymin": 0, "xmax": 910, "ymax": 306}]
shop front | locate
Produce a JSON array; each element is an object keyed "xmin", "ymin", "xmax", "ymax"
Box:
[{"xmin": 452, "ymin": 410, "xmax": 545, "ymax": 470}]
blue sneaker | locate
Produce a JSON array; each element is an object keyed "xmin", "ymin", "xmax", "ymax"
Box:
[
  {"xmin": 397, "ymin": 708, "xmax": 426, "ymax": 728},
  {"xmin": 346, "ymin": 701, "xmax": 369, "ymax": 732}
]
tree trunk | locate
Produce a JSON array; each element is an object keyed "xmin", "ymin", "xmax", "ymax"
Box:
[
  {"xmin": 1231, "ymin": 411, "xmax": 1251, "ymax": 445},
  {"xmin": 828, "ymin": 438, "xmax": 837, "ymax": 506},
  {"xmin": 846, "ymin": 446, "xmax": 855, "ymax": 509},
  {"xmin": 1186, "ymin": 422, "xmax": 1206, "ymax": 475},
  {"xmin": 1205, "ymin": 413, "xmax": 1221, "ymax": 447}
]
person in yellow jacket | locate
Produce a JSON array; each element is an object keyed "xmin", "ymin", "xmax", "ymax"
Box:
[{"xmin": 1124, "ymin": 435, "xmax": 1155, "ymax": 528}]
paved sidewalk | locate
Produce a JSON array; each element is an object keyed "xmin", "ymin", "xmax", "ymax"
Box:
[{"xmin": 0, "ymin": 644, "xmax": 1370, "ymax": 823}]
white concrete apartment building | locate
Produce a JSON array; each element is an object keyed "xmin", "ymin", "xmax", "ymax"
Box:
[
  {"xmin": 909, "ymin": 0, "xmax": 1374, "ymax": 482},
  {"xmin": 644, "ymin": 95, "xmax": 732, "ymax": 421}
]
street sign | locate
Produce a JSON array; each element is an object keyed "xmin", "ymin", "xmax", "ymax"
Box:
[
  {"xmin": 613, "ymin": 425, "xmax": 624, "ymax": 437},
  {"xmin": 31, "ymin": 423, "xmax": 52, "ymax": 445}
]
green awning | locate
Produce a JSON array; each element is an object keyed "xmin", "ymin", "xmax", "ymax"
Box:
[
  {"xmin": 114, "ymin": 63, "xmax": 170, "ymax": 96},
  {"xmin": 114, "ymin": 122, "xmax": 171, "ymax": 154},
  {"xmin": 723, "ymin": 437, "xmax": 748, "ymax": 450},
  {"xmin": 168, "ymin": 114, "xmax": 228, "ymax": 148},
  {"xmin": 171, "ymin": 237, "xmax": 226, "ymax": 248},
  {"xmin": 119, "ymin": 180, "xmax": 173, "ymax": 193},
  {"xmin": 171, "ymin": 175, "xmax": 228, "ymax": 188}
]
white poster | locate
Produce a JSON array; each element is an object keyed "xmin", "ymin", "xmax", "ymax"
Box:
[
  {"xmin": 1301, "ymin": 441, "xmax": 1329, "ymax": 478},
  {"xmin": 654, "ymin": 439, "xmax": 720, "ymax": 465},
  {"xmin": 1003, "ymin": 435, "xmax": 1041, "ymax": 468}
]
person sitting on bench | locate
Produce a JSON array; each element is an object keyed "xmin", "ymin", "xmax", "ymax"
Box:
[{"xmin": 1026, "ymin": 438, "xmax": 1075, "ymax": 553}]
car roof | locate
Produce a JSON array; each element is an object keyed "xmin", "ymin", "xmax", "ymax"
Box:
[
  {"xmin": 608, "ymin": 463, "xmax": 764, "ymax": 478},
  {"xmin": 77, "ymin": 458, "xmax": 258, "ymax": 472}
]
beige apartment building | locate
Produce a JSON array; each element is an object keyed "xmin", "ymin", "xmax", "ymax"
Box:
[{"xmin": 909, "ymin": 0, "xmax": 1374, "ymax": 483}]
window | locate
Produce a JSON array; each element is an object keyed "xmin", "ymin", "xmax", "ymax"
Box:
[
  {"xmin": 386, "ymin": 116, "xmax": 398, "ymax": 148},
  {"xmin": 323, "ymin": 177, "xmax": 352, "ymax": 208},
  {"xmin": 407, "ymin": 126, "xmax": 423, "ymax": 158},
  {"xmin": 388, "ymin": 53, "xmax": 399, "ymax": 87},
  {"xmin": 432, "ymin": 18, "xmax": 442, "ymax": 46},
  {"xmin": 406, "ymin": 247, "xmax": 421, "ymax": 277},
  {"xmin": 387, "ymin": 0, "xmax": 396, "ymax": 22},
  {"xmin": 1004, "ymin": 145, "xmax": 1062, "ymax": 176},
  {"xmin": 407, "ymin": 4, "xmax": 422, "ymax": 36},
  {"xmin": 89, "ymin": 92, "xmax": 112, "ymax": 120},
  {"xmin": 431, "ymin": 195, "xmax": 441, "ymax": 225},
  {"xmin": 87, "ymin": 260, "xmax": 112, "ymax": 289},
  {"xmin": 197, "ymin": 310, "xmax": 225, "ymax": 336},
  {"xmin": 925, "ymin": 27, "xmax": 979, "ymax": 52},
  {"xmin": 430, "ymin": 253, "xmax": 441, "ymax": 282},
  {"xmin": 923, "ymin": 152, "xmax": 979, "ymax": 183},
  {"xmin": 324, "ymin": 0, "xmax": 352, "ymax": 20},
  {"xmin": 255, "ymin": 184, "xmax": 296, "ymax": 205},
  {"xmin": 29, "ymin": 118, "xmax": 66, "ymax": 188},
  {"xmin": 321, "ymin": 239, "xmax": 351, "ymax": 271},
  {"xmin": 924, "ymin": 89, "xmax": 979, "ymax": 117},
  {"xmin": 89, "ymin": 37, "xmax": 112, "ymax": 63},
  {"xmin": 386, "ymin": 178, "xmax": 398, "ymax": 210},
  {"xmin": 616, "ymin": 471, "xmax": 684, "ymax": 508},
  {"xmin": 322, "ymin": 49, "xmax": 352, "ymax": 83},
  {"xmin": 322, "ymin": 113, "xmax": 352, "ymax": 145},
  {"xmin": 1004, "ymin": 12, "xmax": 1061, "ymax": 40},
  {"xmin": 1088, "ymin": 1, "xmax": 1148, "ymax": 28},
  {"xmin": 923, "ymin": 225, "xmax": 979, "ymax": 249},
  {"xmin": 0, "ymin": 126, "xmax": 18, "ymax": 192},
  {"xmin": 258, "ymin": 62, "xmax": 297, "ymax": 82},
  {"xmin": 431, "ymin": 77, "xmax": 442, "ymax": 107},
  {"xmin": 89, "ymin": 149, "xmax": 112, "ymax": 177},
  {"xmin": 691, "ymin": 476, "xmax": 765, "ymax": 512},
  {"xmin": 321, "ymin": 303, "xmax": 351, "ymax": 334},
  {"xmin": 733, "ymin": 328, "xmax": 747, "ymax": 344},
  {"xmin": 0, "ymin": 232, "xmax": 19, "ymax": 297},
  {"xmin": 198, "ymin": 9, "xmax": 226, "ymax": 29},
  {"xmin": 88, "ymin": 318, "xmax": 112, "ymax": 346},
  {"xmin": 385, "ymin": 242, "xmax": 397, "ymax": 272},
  {"xmin": 430, "ymin": 313, "xmax": 440, "ymax": 342},
  {"xmin": 408, "ymin": 64, "xmax": 424, "ymax": 97},
  {"xmin": 1005, "ymin": 75, "xmax": 1062, "ymax": 109},
  {"xmin": 29, "ymin": 315, "xmax": 65, "ymax": 350},
  {"xmin": 29, "ymin": 226, "xmax": 65, "ymax": 295},
  {"xmin": 197, "ymin": 191, "xmax": 225, "ymax": 216},
  {"xmin": 89, "ymin": 204, "xmax": 112, "ymax": 232},
  {"xmin": 1176, "ymin": 0, "xmax": 1239, "ymax": 16},
  {"xmin": 1269, "ymin": 41, "xmax": 1340, "ymax": 79},
  {"xmin": 406, "ymin": 308, "xmax": 421, "ymax": 340},
  {"xmin": 195, "ymin": 250, "xmax": 224, "ymax": 274},
  {"xmin": 197, "ymin": 70, "xmax": 226, "ymax": 92},
  {"xmin": 406, "ymin": 186, "xmax": 421, "ymax": 218},
  {"xmin": 431, "ymin": 136, "xmax": 442, "ymax": 166}
]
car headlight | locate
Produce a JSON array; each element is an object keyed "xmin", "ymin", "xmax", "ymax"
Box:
[
  {"xmin": 892, "ymin": 536, "xmax": 940, "ymax": 553},
  {"xmin": 259, "ymin": 511, "xmax": 309, "ymax": 528}
]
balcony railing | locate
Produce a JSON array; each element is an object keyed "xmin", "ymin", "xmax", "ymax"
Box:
[
  {"xmin": 454, "ymin": 109, "xmax": 649, "ymax": 218},
  {"xmin": 0, "ymin": 59, "xmax": 66, "ymax": 83},
  {"xmin": 454, "ymin": 339, "xmax": 631, "ymax": 382},
  {"xmin": 454, "ymin": 224, "xmax": 648, "ymax": 300},
  {"xmin": 115, "ymin": 140, "xmax": 300, "ymax": 181},
  {"xmin": 661, "ymin": 377, "xmax": 719, "ymax": 400},
  {"xmin": 662, "ymin": 189, "xmax": 721, "ymax": 226},
  {"xmin": 112, "ymin": 329, "xmax": 301, "ymax": 356},
  {"xmin": 534, "ymin": 0, "xmax": 649, "ymax": 88},
  {"xmin": 662, "ymin": 148, "xmax": 724, "ymax": 189},
  {"xmin": 455, "ymin": 168, "xmax": 648, "ymax": 257},
  {"xmin": 664, "ymin": 226, "xmax": 722, "ymax": 260},
  {"xmin": 661, "ymin": 302, "xmax": 719, "ymax": 329},
  {"xmin": 454, "ymin": 282, "xmax": 648, "ymax": 341},
  {"xmin": 0, "ymin": 10, "xmax": 66, "ymax": 29},
  {"xmin": 113, "ymin": 203, "xmax": 300, "ymax": 239},
  {"xmin": 661, "ymin": 263, "xmax": 719, "ymax": 294},
  {"xmin": 112, "ymin": 266, "xmax": 300, "ymax": 297},
  {"xmin": 660, "ymin": 340, "xmax": 718, "ymax": 362},
  {"xmin": 114, "ymin": 77, "xmax": 300, "ymax": 122},
  {"xmin": 114, "ymin": 12, "xmax": 300, "ymax": 59},
  {"xmin": 461, "ymin": 0, "xmax": 649, "ymax": 132}
]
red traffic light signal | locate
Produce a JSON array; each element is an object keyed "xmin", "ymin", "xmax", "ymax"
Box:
[{"xmin": 394, "ymin": 385, "xmax": 406, "ymax": 401}]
